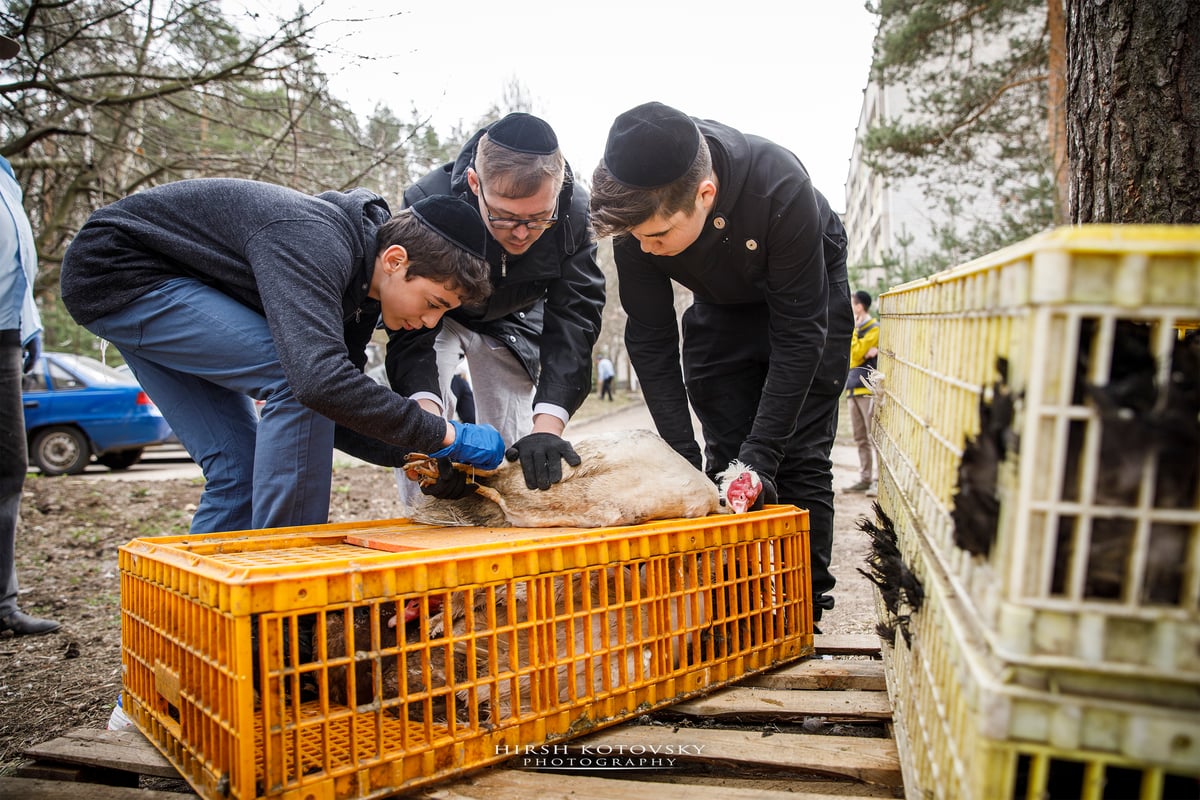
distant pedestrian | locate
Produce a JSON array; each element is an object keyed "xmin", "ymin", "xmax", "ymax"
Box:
[
  {"xmin": 597, "ymin": 354, "xmax": 615, "ymax": 400},
  {"xmin": 844, "ymin": 290, "xmax": 879, "ymax": 496}
]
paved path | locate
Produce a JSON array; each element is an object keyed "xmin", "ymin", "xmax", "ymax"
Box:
[{"xmin": 566, "ymin": 398, "xmax": 693, "ymax": 437}]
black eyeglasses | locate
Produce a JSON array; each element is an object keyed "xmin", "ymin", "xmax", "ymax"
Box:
[{"xmin": 476, "ymin": 177, "xmax": 559, "ymax": 231}]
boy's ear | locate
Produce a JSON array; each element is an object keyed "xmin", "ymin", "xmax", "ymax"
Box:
[
  {"xmin": 697, "ymin": 178, "xmax": 717, "ymax": 211},
  {"xmin": 382, "ymin": 244, "xmax": 409, "ymax": 273}
]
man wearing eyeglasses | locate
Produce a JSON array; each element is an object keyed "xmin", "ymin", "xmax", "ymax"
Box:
[{"xmin": 385, "ymin": 112, "xmax": 605, "ymax": 499}]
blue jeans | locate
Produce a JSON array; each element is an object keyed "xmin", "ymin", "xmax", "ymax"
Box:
[{"xmin": 84, "ymin": 278, "xmax": 334, "ymax": 533}]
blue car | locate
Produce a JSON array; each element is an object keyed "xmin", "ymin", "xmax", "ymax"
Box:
[{"xmin": 21, "ymin": 352, "xmax": 175, "ymax": 475}]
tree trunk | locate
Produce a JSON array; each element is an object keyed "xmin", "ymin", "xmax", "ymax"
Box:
[
  {"xmin": 1067, "ymin": 0, "xmax": 1200, "ymax": 223},
  {"xmin": 1047, "ymin": 0, "xmax": 1069, "ymax": 224}
]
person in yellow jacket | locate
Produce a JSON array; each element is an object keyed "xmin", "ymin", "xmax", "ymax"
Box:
[{"xmin": 844, "ymin": 290, "xmax": 879, "ymax": 495}]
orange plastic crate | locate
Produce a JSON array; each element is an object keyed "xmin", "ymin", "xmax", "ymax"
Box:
[{"xmin": 118, "ymin": 507, "xmax": 811, "ymax": 799}]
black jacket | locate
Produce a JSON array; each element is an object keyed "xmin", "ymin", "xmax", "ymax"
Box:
[
  {"xmin": 614, "ymin": 119, "xmax": 853, "ymax": 477},
  {"xmin": 387, "ymin": 125, "xmax": 605, "ymax": 417}
]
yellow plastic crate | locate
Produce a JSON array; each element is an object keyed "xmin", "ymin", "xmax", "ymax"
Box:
[
  {"xmin": 117, "ymin": 507, "xmax": 812, "ymax": 800},
  {"xmin": 876, "ymin": 484, "xmax": 1200, "ymax": 800},
  {"xmin": 873, "ymin": 225, "xmax": 1200, "ymax": 703}
]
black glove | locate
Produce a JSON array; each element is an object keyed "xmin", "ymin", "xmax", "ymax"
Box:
[
  {"xmin": 504, "ymin": 433, "xmax": 582, "ymax": 490},
  {"xmin": 750, "ymin": 469, "xmax": 778, "ymax": 511},
  {"xmin": 22, "ymin": 334, "xmax": 40, "ymax": 374},
  {"xmin": 418, "ymin": 457, "xmax": 473, "ymax": 500},
  {"xmin": 717, "ymin": 460, "xmax": 780, "ymax": 513}
]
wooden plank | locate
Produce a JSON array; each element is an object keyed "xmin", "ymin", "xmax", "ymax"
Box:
[
  {"xmin": 814, "ymin": 633, "xmax": 882, "ymax": 657},
  {"xmin": 421, "ymin": 768, "xmax": 891, "ymax": 799},
  {"xmin": 574, "ymin": 726, "xmax": 901, "ymax": 787},
  {"xmin": 0, "ymin": 777, "xmax": 198, "ymax": 799},
  {"xmin": 666, "ymin": 687, "xmax": 892, "ymax": 721},
  {"xmin": 21, "ymin": 728, "xmax": 181, "ymax": 779},
  {"xmin": 14, "ymin": 761, "xmax": 137, "ymax": 786},
  {"xmin": 741, "ymin": 658, "xmax": 887, "ymax": 691}
]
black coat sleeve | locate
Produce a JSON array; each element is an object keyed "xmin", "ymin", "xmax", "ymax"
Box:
[
  {"xmin": 615, "ymin": 242, "xmax": 703, "ymax": 470},
  {"xmin": 534, "ymin": 198, "xmax": 605, "ymax": 415},
  {"xmin": 332, "ymin": 425, "xmax": 414, "ymax": 467}
]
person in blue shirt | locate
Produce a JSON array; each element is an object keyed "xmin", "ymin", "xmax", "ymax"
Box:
[
  {"xmin": 0, "ymin": 31, "xmax": 62, "ymax": 637},
  {"xmin": 597, "ymin": 355, "xmax": 615, "ymax": 401}
]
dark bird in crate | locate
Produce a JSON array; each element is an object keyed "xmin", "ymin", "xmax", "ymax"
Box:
[
  {"xmin": 951, "ymin": 358, "xmax": 1015, "ymax": 557},
  {"xmin": 312, "ymin": 555, "xmax": 724, "ymax": 724},
  {"xmin": 322, "ymin": 604, "xmax": 403, "ymax": 709},
  {"xmin": 1069, "ymin": 322, "xmax": 1198, "ymax": 508},
  {"xmin": 1054, "ymin": 326, "xmax": 1199, "ymax": 602},
  {"xmin": 857, "ymin": 502, "xmax": 924, "ymax": 646},
  {"xmin": 1081, "ymin": 320, "xmax": 1162, "ymax": 506},
  {"xmin": 1148, "ymin": 328, "xmax": 1199, "ymax": 510}
]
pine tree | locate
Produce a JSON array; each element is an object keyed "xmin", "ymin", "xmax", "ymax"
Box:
[{"xmin": 863, "ymin": 0, "xmax": 1061, "ymax": 273}]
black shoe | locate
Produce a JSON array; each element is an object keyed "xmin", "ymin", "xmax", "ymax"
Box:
[{"xmin": 0, "ymin": 611, "xmax": 62, "ymax": 636}]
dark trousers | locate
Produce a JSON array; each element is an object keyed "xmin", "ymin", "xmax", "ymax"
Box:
[
  {"xmin": 681, "ymin": 306, "xmax": 843, "ymax": 620},
  {"xmin": 0, "ymin": 332, "xmax": 28, "ymax": 617},
  {"xmin": 600, "ymin": 377, "xmax": 614, "ymax": 400}
]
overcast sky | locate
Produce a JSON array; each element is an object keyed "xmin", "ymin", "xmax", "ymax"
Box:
[{"xmin": 234, "ymin": 2, "xmax": 880, "ymax": 211}]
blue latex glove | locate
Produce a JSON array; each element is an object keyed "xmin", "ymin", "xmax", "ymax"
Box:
[
  {"xmin": 22, "ymin": 334, "xmax": 40, "ymax": 374},
  {"xmin": 430, "ymin": 420, "xmax": 505, "ymax": 470},
  {"xmin": 505, "ymin": 433, "xmax": 582, "ymax": 490}
]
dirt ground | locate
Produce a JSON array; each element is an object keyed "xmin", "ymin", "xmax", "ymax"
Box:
[{"xmin": 0, "ymin": 392, "xmax": 882, "ymax": 786}]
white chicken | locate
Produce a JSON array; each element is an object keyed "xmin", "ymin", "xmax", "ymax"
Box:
[{"xmin": 402, "ymin": 428, "xmax": 733, "ymax": 528}]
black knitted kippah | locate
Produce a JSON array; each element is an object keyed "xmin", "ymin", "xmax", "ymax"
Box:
[
  {"xmin": 603, "ymin": 101, "xmax": 701, "ymax": 189},
  {"xmin": 409, "ymin": 195, "xmax": 487, "ymax": 260},
  {"xmin": 486, "ymin": 112, "xmax": 559, "ymax": 155}
]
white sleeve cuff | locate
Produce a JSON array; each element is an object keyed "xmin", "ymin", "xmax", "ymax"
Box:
[
  {"xmin": 532, "ymin": 403, "xmax": 570, "ymax": 426},
  {"xmin": 410, "ymin": 391, "xmax": 444, "ymax": 414}
]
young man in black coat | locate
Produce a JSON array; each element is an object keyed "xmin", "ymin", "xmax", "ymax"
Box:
[
  {"xmin": 589, "ymin": 102, "xmax": 854, "ymax": 625},
  {"xmin": 388, "ymin": 113, "xmax": 605, "ymax": 495}
]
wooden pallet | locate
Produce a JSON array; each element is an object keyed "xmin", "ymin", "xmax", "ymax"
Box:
[
  {"xmin": 2, "ymin": 634, "xmax": 899, "ymax": 800},
  {"xmin": 423, "ymin": 634, "xmax": 900, "ymax": 799},
  {"xmin": 4, "ymin": 727, "xmax": 195, "ymax": 799}
]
